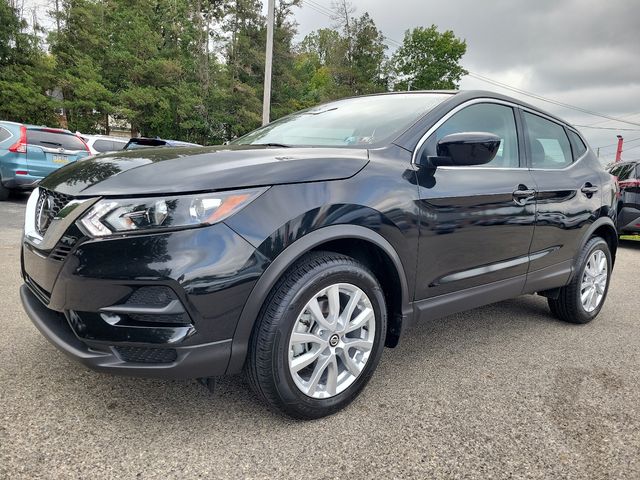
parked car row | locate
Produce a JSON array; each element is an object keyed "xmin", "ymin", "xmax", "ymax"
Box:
[
  {"xmin": 0, "ymin": 122, "xmax": 91, "ymax": 200},
  {"xmin": 608, "ymin": 160, "xmax": 640, "ymax": 236},
  {"xmin": 0, "ymin": 120, "xmax": 202, "ymax": 200}
]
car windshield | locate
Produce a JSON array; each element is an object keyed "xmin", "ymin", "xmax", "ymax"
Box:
[{"xmin": 230, "ymin": 93, "xmax": 451, "ymax": 148}]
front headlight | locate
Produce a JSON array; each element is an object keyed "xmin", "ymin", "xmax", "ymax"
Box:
[{"xmin": 78, "ymin": 187, "xmax": 267, "ymax": 237}]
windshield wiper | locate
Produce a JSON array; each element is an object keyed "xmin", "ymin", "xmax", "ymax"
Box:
[
  {"xmin": 40, "ymin": 141, "xmax": 64, "ymax": 147},
  {"xmin": 252, "ymin": 142, "xmax": 291, "ymax": 148}
]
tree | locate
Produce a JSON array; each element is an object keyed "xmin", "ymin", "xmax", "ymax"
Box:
[
  {"xmin": 298, "ymin": 4, "xmax": 388, "ymax": 100},
  {"xmin": 0, "ymin": 0, "xmax": 56, "ymax": 125},
  {"xmin": 391, "ymin": 25, "xmax": 467, "ymax": 91}
]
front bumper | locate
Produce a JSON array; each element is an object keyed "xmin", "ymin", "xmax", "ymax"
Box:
[
  {"xmin": 20, "ymin": 195, "xmax": 269, "ymax": 378},
  {"xmin": 21, "ymin": 285, "xmax": 232, "ymax": 378},
  {"xmin": 2, "ymin": 173, "xmax": 42, "ymax": 189}
]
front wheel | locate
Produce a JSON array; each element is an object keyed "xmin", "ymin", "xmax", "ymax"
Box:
[
  {"xmin": 246, "ymin": 252, "xmax": 387, "ymax": 419},
  {"xmin": 548, "ymin": 236, "xmax": 612, "ymax": 324}
]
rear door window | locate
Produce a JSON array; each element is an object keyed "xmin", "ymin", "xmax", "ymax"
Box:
[
  {"xmin": 27, "ymin": 130, "xmax": 87, "ymax": 151},
  {"xmin": 524, "ymin": 112, "xmax": 573, "ymax": 169}
]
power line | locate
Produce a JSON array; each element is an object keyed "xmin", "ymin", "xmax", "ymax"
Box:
[
  {"xmin": 594, "ymin": 136, "xmax": 640, "ymax": 150},
  {"xmin": 582, "ymin": 112, "xmax": 640, "ymax": 127},
  {"xmin": 623, "ymin": 143, "xmax": 640, "ymax": 153},
  {"xmin": 467, "ymin": 71, "xmax": 640, "ymax": 128},
  {"xmin": 574, "ymin": 124, "xmax": 640, "ymax": 132},
  {"xmin": 304, "ymin": 0, "xmax": 403, "ymax": 48},
  {"xmin": 303, "ymin": 1, "xmax": 640, "ymax": 131}
]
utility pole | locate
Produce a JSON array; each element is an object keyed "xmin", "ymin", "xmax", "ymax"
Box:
[
  {"xmin": 262, "ymin": 0, "xmax": 275, "ymax": 126},
  {"xmin": 615, "ymin": 135, "xmax": 624, "ymax": 162}
]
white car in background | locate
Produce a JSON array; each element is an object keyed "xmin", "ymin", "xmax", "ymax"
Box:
[{"xmin": 78, "ymin": 134, "xmax": 128, "ymax": 155}]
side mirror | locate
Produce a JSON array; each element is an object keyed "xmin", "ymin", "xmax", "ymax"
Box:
[{"xmin": 417, "ymin": 132, "xmax": 502, "ymax": 168}]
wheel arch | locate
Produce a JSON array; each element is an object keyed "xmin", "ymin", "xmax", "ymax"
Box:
[
  {"xmin": 225, "ymin": 225, "xmax": 412, "ymax": 374},
  {"xmin": 576, "ymin": 216, "xmax": 618, "ymax": 271}
]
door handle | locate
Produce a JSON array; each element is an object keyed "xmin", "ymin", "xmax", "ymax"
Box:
[
  {"xmin": 581, "ymin": 183, "xmax": 598, "ymax": 196},
  {"xmin": 513, "ymin": 185, "xmax": 536, "ymax": 205}
]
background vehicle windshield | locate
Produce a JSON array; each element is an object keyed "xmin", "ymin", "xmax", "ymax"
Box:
[{"xmin": 231, "ymin": 93, "xmax": 451, "ymax": 148}]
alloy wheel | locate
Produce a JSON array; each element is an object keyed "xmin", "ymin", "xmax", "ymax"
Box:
[
  {"xmin": 288, "ymin": 283, "xmax": 376, "ymax": 399},
  {"xmin": 580, "ymin": 249, "xmax": 608, "ymax": 313}
]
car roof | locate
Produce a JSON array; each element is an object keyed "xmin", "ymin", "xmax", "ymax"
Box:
[
  {"xmin": 348, "ymin": 90, "xmax": 579, "ymax": 131},
  {"xmin": 80, "ymin": 134, "xmax": 128, "ymax": 141}
]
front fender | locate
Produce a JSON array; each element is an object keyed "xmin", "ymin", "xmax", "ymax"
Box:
[{"xmin": 225, "ymin": 224, "xmax": 410, "ymax": 374}]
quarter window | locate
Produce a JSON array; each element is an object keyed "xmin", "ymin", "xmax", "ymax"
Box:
[
  {"xmin": 567, "ymin": 130, "xmax": 587, "ymax": 159},
  {"xmin": 524, "ymin": 112, "xmax": 572, "ymax": 169},
  {"xmin": 428, "ymin": 103, "xmax": 520, "ymax": 168},
  {"xmin": 0, "ymin": 126, "xmax": 11, "ymax": 143}
]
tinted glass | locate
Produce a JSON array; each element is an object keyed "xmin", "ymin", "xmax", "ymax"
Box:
[
  {"xmin": 429, "ymin": 103, "xmax": 519, "ymax": 167},
  {"xmin": 610, "ymin": 164, "xmax": 635, "ymax": 181},
  {"xmin": 231, "ymin": 93, "xmax": 451, "ymax": 148},
  {"xmin": 27, "ymin": 130, "xmax": 86, "ymax": 151},
  {"xmin": 567, "ymin": 130, "xmax": 587, "ymax": 158},
  {"xmin": 0, "ymin": 126, "xmax": 11, "ymax": 143},
  {"xmin": 93, "ymin": 139, "xmax": 114, "ymax": 152},
  {"xmin": 524, "ymin": 112, "xmax": 572, "ymax": 168}
]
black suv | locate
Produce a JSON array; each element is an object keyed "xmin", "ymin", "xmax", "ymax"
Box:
[
  {"xmin": 608, "ymin": 160, "xmax": 640, "ymax": 236},
  {"xmin": 20, "ymin": 91, "xmax": 617, "ymax": 419}
]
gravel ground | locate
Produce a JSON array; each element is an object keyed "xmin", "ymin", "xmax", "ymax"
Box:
[{"xmin": 1, "ymin": 192, "xmax": 639, "ymax": 479}]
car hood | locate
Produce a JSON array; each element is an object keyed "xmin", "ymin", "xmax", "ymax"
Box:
[{"xmin": 40, "ymin": 145, "xmax": 369, "ymax": 196}]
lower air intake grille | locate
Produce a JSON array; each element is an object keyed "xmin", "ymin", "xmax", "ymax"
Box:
[{"xmin": 114, "ymin": 346, "xmax": 177, "ymax": 364}]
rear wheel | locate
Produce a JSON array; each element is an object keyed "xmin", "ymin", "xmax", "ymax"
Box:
[
  {"xmin": 246, "ymin": 251, "xmax": 387, "ymax": 419},
  {"xmin": 548, "ymin": 236, "xmax": 611, "ymax": 324}
]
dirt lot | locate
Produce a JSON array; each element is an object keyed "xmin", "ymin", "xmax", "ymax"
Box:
[{"xmin": 1, "ymin": 192, "xmax": 639, "ymax": 479}]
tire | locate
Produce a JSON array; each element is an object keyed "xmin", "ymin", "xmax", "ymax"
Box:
[
  {"xmin": 0, "ymin": 182, "xmax": 10, "ymax": 201},
  {"xmin": 246, "ymin": 251, "xmax": 387, "ymax": 419},
  {"xmin": 548, "ymin": 236, "xmax": 612, "ymax": 324}
]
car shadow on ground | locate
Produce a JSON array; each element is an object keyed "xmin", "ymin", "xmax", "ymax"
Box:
[
  {"xmin": 19, "ymin": 294, "xmax": 565, "ymax": 425},
  {"xmin": 619, "ymin": 238, "xmax": 640, "ymax": 250},
  {"xmin": 8, "ymin": 191, "xmax": 30, "ymax": 203}
]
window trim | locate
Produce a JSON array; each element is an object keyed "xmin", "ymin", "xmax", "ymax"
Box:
[
  {"xmin": 412, "ymin": 98, "xmax": 526, "ymax": 170},
  {"xmin": 519, "ymin": 109, "xmax": 588, "ymax": 171},
  {"xmin": 412, "ymin": 97, "xmax": 591, "ymax": 171}
]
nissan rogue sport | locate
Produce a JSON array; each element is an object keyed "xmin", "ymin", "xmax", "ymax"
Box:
[{"xmin": 20, "ymin": 91, "xmax": 618, "ymax": 419}]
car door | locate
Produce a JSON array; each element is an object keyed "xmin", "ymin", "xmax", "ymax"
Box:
[
  {"xmin": 414, "ymin": 101, "xmax": 537, "ymax": 301},
  {"xmin": 522, "ymin": 111, "xmax": 604, "ymax": 282}
]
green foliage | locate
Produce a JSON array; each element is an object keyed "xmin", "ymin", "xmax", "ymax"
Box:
[
  {"xmin": 0, "ymin": 0, "xmax": 57, "ymax": 125},
  {"xmin": 1, "ymin": 0, "xmax": 468, "ymax": 143},
  {"xmin": 392, "ymin": 25, "xmax": 468, "ymax": 90}
]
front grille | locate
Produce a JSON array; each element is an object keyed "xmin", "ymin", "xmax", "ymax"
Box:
[
  {"xmin": 113, "ymin": 346, "xmax": 177, "ymax": 364},
  {"xmin": 49, "ymin": 244, "xmax": 73, "ymax": 261},
  {"xmin": 35, "ymin": 189, "xmax": 74, "ymax": 235},
  {"xmin": 49, "ymin": 235, "xmax": 79, "ymax": 262}
]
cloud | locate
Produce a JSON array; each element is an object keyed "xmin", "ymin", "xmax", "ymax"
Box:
[{"xmin": 294, "ymin": 0, "xmax": 640, "ymax": 156}]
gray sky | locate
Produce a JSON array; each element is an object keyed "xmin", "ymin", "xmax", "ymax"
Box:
[{"xmin": 292, "ymin": 0, "xmax": 640, "ymax": 162}]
